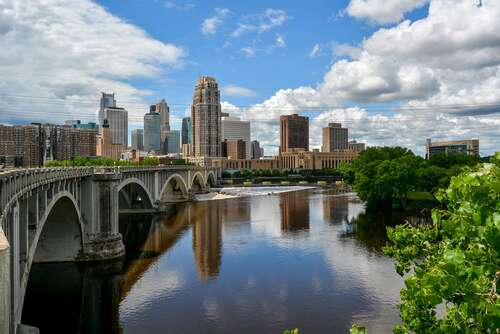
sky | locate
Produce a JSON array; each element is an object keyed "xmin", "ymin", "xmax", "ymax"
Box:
[{"xmin": 0, "ymin": 0, "xmax": 499, "ymax": 156}]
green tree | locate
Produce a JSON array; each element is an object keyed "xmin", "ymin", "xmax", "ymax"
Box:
[{"xmin": 384, "ymin": 155, "xmax": 500, "ymax": 333}]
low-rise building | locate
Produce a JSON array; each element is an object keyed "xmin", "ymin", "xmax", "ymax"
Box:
[
  {"xmin": 348, "ymin": 140, "xmax": 366, "ymax": 154},
  {"xmin": 425, "ymin": 138, "xmax": 479, "ymax": 158}
]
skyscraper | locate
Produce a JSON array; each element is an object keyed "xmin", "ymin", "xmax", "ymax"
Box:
[
  {"xmin": 144, "ymin": 105, "xmax": 160, "ymax": 152},
  {"xmin": 97, "ymin": 119, "xmax": 123, "ymax": 160},
  {"xmin": 322, "ymin": 123, "xmax": 348, "ymax": 152},
  {"xmin": 157, "ymin": 99, "xmax": 171, "ymax": 154},
  {"xmin": 165, "ymin": 130, "xmax": 181, "ymax": 154},
  {"xmin": 98, "ymin": 92, "xmax": 116, "ymax": 132},
  {"xmin": 191, "ymin": 76, "xmax": 221, "ymax": 157},
  {"xmin": 131, "ymin": 129, "xmax": 144, "ymax": 151},
  {"xmin": 181, "ymin": 117, "xmax": 192, "ymax": 145},
  {"xmin": 101, "ymin": 107, "xmax": 128, "ymax": 147},
  {"xmin": 279, "ymin": 114, "xmax": 309, "ymax": 154},
  {"xmin": 251, "ymin": 140, "xmax": 262, "ymax": 159},
  {"xmin": 221, "ymin": 115, "xmax": 251, "ymax": 159}
]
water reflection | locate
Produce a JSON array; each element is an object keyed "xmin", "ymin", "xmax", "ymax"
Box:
[
  {"xmin": 192, "ymin": 202, "xmax": 222, "ymax": 280},
  {"xmin": 22, "ymin": 190, "xmax": 406, "ymax": 334},
  {"xmin": 280, "ymin": 191, "xmax": 310, "ymax": 232}
]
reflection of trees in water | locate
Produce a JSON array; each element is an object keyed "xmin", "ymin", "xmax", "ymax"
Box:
[
  {"xmin": 191, "ymin": 201, "xmax": 223, "ymax": 280},
  {"xmin": 280, "ymin": 191, "xmax": 310, "ymax": 232},
  {"xmin": 343, "ymin": 209, "xmax": 431, "ymax": 253}
]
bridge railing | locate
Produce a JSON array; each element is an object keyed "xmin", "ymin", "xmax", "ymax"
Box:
[{"xmin": 0, "ymin": 167, "xmax": 95, "ymax": 226}]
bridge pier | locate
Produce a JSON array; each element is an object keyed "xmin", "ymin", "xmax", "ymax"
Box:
[{"xmin": 80, "ymin": 173, "xmax": 125, "ymax": 262}]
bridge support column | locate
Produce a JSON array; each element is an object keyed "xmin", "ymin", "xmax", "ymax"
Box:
[{"xmin": 81, "ymin": 173, "xmax": 125, "ymax": 261}]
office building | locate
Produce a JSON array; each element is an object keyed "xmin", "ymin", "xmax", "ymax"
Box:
[
  {"xmin": 348, "ymin": 140, "xmax": 365, "ymax": 153},
  {"xmin": 157, "ymin": 99, "xmax": 171, "ymax": 154},
  {"xmin": 251, "ymin": 140, "xmax": 262, "ymax": 159},
  {"xmin": 98, "ymin": 92, "xmax": 116, "ymax": 131},
  {"xmin": 222, "ymin": 139, "xmax": 246, "ymax": 160},
  {"xmin": 101, "ymin": 106, "xmax": 128, "ymax": 147},
  {"xmin": 97, "ymin": 120, "xmax": 123, "ymax": 160},
  {"xmin": 181, "ymin": 117, "xmax": 192, "ymax": 145},
  {"xmin": 144, "ymin": 105, "xmax": 161, "ymax": 152},
  {"xmin": 221, "ymin": 115, "xmax": 251, "ymax": 158},
  {"xmin": 425, "ymin": 138, "xmax": 479, "ymax": 158},
  {"xmin": 280, "ymin": 114, "xmax": 309, "ymax": 154},
  {"xmin": 165, "ymin": 130, "xmax": 181, "ymax": 154},
  {"xmin": 191, "ymin": 76, "xmax": 221, "ymax": 157},
  {"xmin": 322, "ymin": 123, "xmax": 348, "ymax": 152},
  {"xmin": 131, "ymin": 129, "xmax": 144, "ymax": 151}
]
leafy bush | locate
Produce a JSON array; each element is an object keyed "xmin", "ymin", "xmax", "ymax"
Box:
[{"xmin": 384, "ymin": 155, "xmax": 500, "ymax": 333}]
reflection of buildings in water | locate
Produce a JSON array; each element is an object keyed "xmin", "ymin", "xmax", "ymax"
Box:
[
  {"xmin": 323, "ymin": 195, "xmax": 365, "ymax": 226},
  {"xmin": 221, "ymin": 198, "xmax": 251, "ymax": 224},
  {"xmin": 192, "ymin": 203, "xmax": 223, "ymax": 280},
  {"xmin": 280, "ymin": 192, "xmax": 310, "ymax": 232},
  {"xmin": 221, "ymin": 198, "xmax": 252, "ymax": 234}
]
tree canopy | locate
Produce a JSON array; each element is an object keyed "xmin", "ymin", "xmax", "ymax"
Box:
[{"xmin": 341, "ymin": 147, "xmax": 480, "ymax": 209}]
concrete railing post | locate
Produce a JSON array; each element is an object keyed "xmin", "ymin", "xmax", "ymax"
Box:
[{"xmin": 0, "ymin": 227, "xmax": 10, "ymax": 334}]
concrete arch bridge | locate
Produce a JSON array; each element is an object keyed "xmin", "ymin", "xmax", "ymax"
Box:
[{"xmin": 0, "ymin": 165, "xmax": 220, "ymax": 334}]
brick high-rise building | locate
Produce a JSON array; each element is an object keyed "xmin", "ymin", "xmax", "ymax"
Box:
[
  {"xmin": 222, "ymin": 139, "xmax": 246, "ymax": 160},
  {"xmin": 221, "ymin": 115, "xmax": 250, "ymax": 159},
  {"xmin": 191, "ymin": 76, "xmax": 221, "ymax": 157},
  {"xmin": 322, "ymin": 123, "xmax": 348, "ymax": 152},
  {"xmin": 97, "ymin": 119, "xmax": 123, "ymax": 160},
  {"xmin": 279, "ymin": 114, "xmax": 309, "ymax": 154}
]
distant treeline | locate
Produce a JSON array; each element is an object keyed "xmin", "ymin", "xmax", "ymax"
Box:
[{"xmin": 44, "ymin": 156, "xmax": 189, "ymax": 167}]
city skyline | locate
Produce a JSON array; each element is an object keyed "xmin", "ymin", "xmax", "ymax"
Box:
[{"xmin": 0, "ymin": 0, "xmax": 498, "ymax": 156}]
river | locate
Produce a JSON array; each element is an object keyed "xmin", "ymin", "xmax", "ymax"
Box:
[{"xmin": 22, "ymin": 188, "xmax": 406, "ymax": 333}]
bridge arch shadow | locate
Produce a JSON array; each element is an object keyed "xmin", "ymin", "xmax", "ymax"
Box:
[
  {"xmin": 191, "ymin": 172, "xmax": 207, "ymax": 194},
  {"xmin": 21, "ymin": 192, "xmax": 84, "ymax": 324},
  {"xmin": 207, "ymin": 172, "xmax": 216, "ymax": 188},
  {"xmin": 159, "ymin": 174, "xmax": 189, "ymax": 203},
  {"xmin": 118, "ymin": 178, "xmax": 154, "ymax": 210}
]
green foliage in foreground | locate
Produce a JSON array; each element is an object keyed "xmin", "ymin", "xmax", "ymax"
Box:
[
  {"xmin": 384, "ymin": 155, "xmax": 500, "ymax": 333},
  {"xmin": 340, "ymin": 147, "xmax": 480, "ymax": 209},
  {"xmin": 44, "ymin": 156, "xmax": 162, "ymax": 167}
]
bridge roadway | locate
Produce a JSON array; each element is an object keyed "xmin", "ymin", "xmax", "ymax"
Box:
[{"xmin": 0, "ymin": 165, "xmax": 220, "ymax": 334}]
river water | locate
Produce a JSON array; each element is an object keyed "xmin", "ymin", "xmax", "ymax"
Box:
[{"xmin": 22, "ymin": 188, "xmax": 406, "ymax": 333}]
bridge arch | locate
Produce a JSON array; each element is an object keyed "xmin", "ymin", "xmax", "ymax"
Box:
[
  {"xmin": 191, "ymin": 172, "xmax": 207, "ymax": 194},
  {"xmin": 29, "ymin": 191, "xmax": 84, "ymax": 265},
  {"xmin": 159, "ymin": 174, "xmax": 189, "ymax": 203},
  {"xmin": 117, "ymin": 178, "xmax": 154, "ymax": 209}
]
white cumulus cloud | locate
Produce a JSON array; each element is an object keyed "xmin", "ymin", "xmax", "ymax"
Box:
[
  {"xmin": 0, "ymin": 0, "xmax": 186, "ymax": 126},
  {"xmin": 346, "ymin": 0, "xmax": 430, "ymax": 24},
  {"xmin": 234, "ymin": 0, "xmax": 500, "ymax": 156}
]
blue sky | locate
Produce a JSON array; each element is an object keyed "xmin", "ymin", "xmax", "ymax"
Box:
[{"xmin": 0, "ymin": 0, "xmax": 498, "ymax": 155}]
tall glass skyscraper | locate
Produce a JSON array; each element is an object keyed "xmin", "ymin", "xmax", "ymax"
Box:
[
  {"xmin": 181, "ymin": 117, "xmax": 192, "ymax": 145},
  {"xmin": 144, "ymin": 105, "xmax": 160, "ymax": 152}
]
